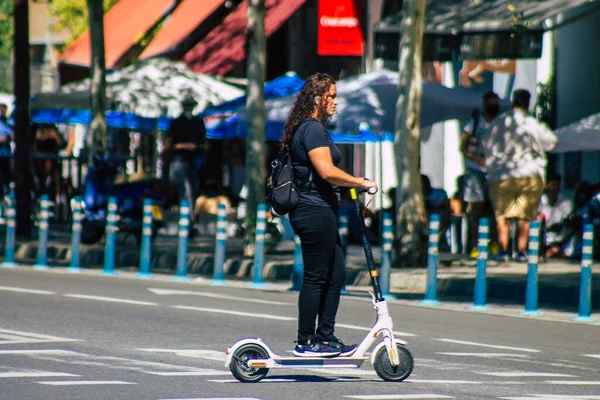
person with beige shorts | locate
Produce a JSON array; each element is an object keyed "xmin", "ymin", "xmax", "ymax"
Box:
[{"xmin": 481, "ymin": 89, "xmax": 558, "ymax": 262}]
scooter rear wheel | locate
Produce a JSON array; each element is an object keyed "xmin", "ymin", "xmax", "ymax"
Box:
[
  {"xmin": 230, "ymin": 344, "xmax": 269, "ymax": 383},
  {"xmin": 373, "ymin": 344, "xmax": 414, "ymax": 382}
]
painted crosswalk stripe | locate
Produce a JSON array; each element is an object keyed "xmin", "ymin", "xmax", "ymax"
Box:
[
  {"xmin": 148, "ymin": 288, "xmax": 293, "ymax": 306},
  {"xmin": 0, "ymin": 286, "xmax": 55, "ymax": 295},
  {"xmin": 160, "ymin": 398, "xmax": 263, "ymax": 400},
  {"xmin": 345, "ymin": 395, "xmax": 454, "ymax": 399},
  {"xmin": 38, "ymin": 380, "xmax": 136, "ymax": 386},
  {"xmin": 500, "ymin": 396, "xmax": 600, "ymax": 400},
  {"xmin": 136, "ymin": 349, "xmax": 226, "ymax": 362},
  {"xmin": 406, "ymin": 379, "xmax": 483, "ymax": 384},
  {"xmin": 64, "ymin": 294, "xmax": 158, "ymax": 306},
  {"xmin": 435, "ymin": 339, "xmax": 540, "ymax": 353},
  {"xmin": 0, "ymin": 330, "xmax": 79, "ymax": 345},
  {"xmin": 308, "ymin": 368, "xmax": 375, "ymax": 376},
  {"xmin": 437, "ymin": 352, "xmax": 530, "ymax": 358},
  {"xmin": 336, "ymin": 323, "xmax": 416, "ymax": 337},
  {"xmin": 545, "ymin": 381, "xmax": 600, "ymax": 385},
  {"xmin": 583, "ymin": 354, "xmax": 600, "ymax": 359},
  {"xmin": 146, "ymin": 370, "xmax": 229, "ymax": 376},
  {"xmin": 0, "ymin": 372, "xmax": 78, "ymax": 378},
  {"xmin": 478, "ymin": 372, "xmax": 576, "ymax": 377},
  {"xmin": 208, "ymin": 378, "xmax": 297, "ymax": 383},
  {"xmin": 172, "ymin": 306, "xmax": 295, "ymax": 321}
]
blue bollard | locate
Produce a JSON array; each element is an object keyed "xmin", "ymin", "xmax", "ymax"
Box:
[
  {"xmin": 33, "ymin": 195, "xmax": 51, "ymax": 270},
  {"xmin": 289, "ymin": 235, "xmax": 303, "ymax": 291},
  {"xmin": 573, "ymin": 224, "xmax": 597, "ymax": 322},
  {"xmin": 1, "ymin": 193, "xmax": 17, "ymax": 268},
  {"xmin": 102, "ymin": 197, "xmax": 118, "ymax": 276},
  {"xmin": 520, "ymin": 221, "xmax": 543, "ymax": 316},
  {"xmin": 136, "ymin": 199, "xmax": 154, "ymax": 279},
  {"xmin": 339, "ymin": 213, "xmax": 349, "ymax": 295},
  {"xmin": 210, "ymin": 202, "xmax": 228, "ymax": 285},
  {"xmin": 67, "ymin": 196, "xmax": 84, "ymax": 273},
  {"xmin": 380, "ymin": 212, "xmax": 395, "ymax": 299},
  {"xmin": 470, "ymin": 218, "xmax": 490, "ymax": 311},
  {"xmin": 249, "ymin": 203, "xmax": 268, "ymax": 289},
  {"xmin": 174, "ymin": 200, "xmax": 192, "ymax": 282},
  {"xmin": 422, "ymin": 213, "xmax": 441, "ymax": 306}
]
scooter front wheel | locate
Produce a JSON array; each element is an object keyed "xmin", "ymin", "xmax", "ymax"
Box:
[
  {"xmin": 229, "ymin": 344, "xmax": 269, "ymax": 383},
  {"xmin": 373, "ymin": 344, "xmax": 414, "ymax": 382}
]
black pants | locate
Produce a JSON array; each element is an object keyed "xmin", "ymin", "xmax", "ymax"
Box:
[{"xmin": 290, "ymin": 203, "xmax": 345, "ymax": 343}]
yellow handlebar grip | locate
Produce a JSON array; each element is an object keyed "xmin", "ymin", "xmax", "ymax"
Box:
[{"xmin": 349, "ymin": 188, "xmax": 358, "ymax": 200}]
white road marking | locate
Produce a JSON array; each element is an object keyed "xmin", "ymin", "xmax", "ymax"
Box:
[
  {"xmin": 145, "ymin": 370, "xmax": 229, "ymax": 376},
  {"xmin": 406, "ymin": 379, "xmax": 483, "ymax": 384},
  {"xmin": 64, "ymin": 294, "xmax": 158, "ymax": 306},
  {"xmin": 0, "ymin": 286, "xmax": 55, "ymax": 295},
  {"xmin": 161, "ymin": 398, "xmax": 263, "ymax": 400},
  {"xmin": 336, "ymin": 323, "xmax": 416, "ymax": 337},
  {"xmin": 208, "ymin": 378, "xmax": 298, "ymax": 383},
  {"xmin": 478, "ymin": 372, "xmax": 576, "ymax": 378},
  {"xmin": 345, "ymin": 395, "xmax": 454, "ymax": 399},
  {"xmin": 546, "ymin": 381, "xmax": 600, "ymax": 385},
  {"xmin": 136, "ymin": 349, "xmax": 226, "ymax": 362},
  {"xmin": 0, "ymin": 350, "xmax": 78, "ymax": 355},
  {"xmin": 437, "ymin": 352, "xmax": 530, "ymax": 358},
  {"xmin": 0, "ymin": 329, "xmax": 79, "ymax": 345},
  {"xmin": 583, "ymin": 354, "xmax": 600, "ymax": 359},
  {"xmin": 435, "ymin": 338, "xmax": 540, "ymax": 353},
  {"xmin": 307, "ymin": 368, "xmax": 375, "ymax": 376},
  {"xmin": 38, "ymin": 380, "xmax": 136, "ymax": 386},
  {"xmin": 500, "ymin": 396, "xmax": 600, "ymax": 400},
  {"xmin": 1, "ymin": 348, "xmax": 221, "ymax": 376},
  {"xmin": 172, "ymin": 306, "xmax": 295, "ymax": 321},
  {"xmin": 148, "ymin": 288, "xmax": 293, "ymax": 306},
  {"xmin": 0, "ymin": 372, "xmax": 78, "ymax": 378}
]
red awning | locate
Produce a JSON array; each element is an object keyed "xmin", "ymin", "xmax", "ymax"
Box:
[
  {"xmin": 184, "ymin": 0, "xmax": 307, "ymax": 75},
  {"xmin": 59, "ymin": 0, "xmax": 178, "ymax": 68},
  {"xmin": 139, "ymin": 0, "xmax": 224, "ymax": 60}
]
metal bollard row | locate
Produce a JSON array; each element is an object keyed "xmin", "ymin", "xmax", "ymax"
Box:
[
  {"xmin": 210, "ymin": 203, "xmax": 227, "ymax": 285},
  {"xmin": 1, "ymin": 193, "xmax": 17, "ymax": 268},
  {"xmin": 422, "ymin": 213, "xmax": 441, "ymax": 306},
  {"xmin": 33, "ymin": 195, "xmax": 51, "ymax": 270},
  {"xmin": 249, "ymin": 203, "xmax": 268, "ymax": 289}
]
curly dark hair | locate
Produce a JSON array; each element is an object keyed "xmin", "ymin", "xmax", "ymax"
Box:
[{"xmin": 280, "ymin": 73, "xmax": 335, "ymax": 147}]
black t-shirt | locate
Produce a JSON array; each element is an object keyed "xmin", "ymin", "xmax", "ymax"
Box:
[
  {"xmin": 166, "ymin": 115, "xmax": 207, "ymax": 161},
  {"xmin": 291, "ymin": 118, "xmax": 341, "ymax": 209}
]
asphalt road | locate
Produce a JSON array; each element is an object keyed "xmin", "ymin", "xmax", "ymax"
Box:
[{"xmin": 1, "ymin": 267, "xmax": 599, "ymax": 400}]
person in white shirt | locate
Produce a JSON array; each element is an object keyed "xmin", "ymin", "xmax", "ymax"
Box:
[
  {"xmin": 539, "ymin": 173, "xmax": 574, "ymax": 258},
  {"xmin": 460, "ymin": 92, "xmax": 500, "ymax": 258},
  {"xmin": 481, "ymin": 89, "xmax": 558, "ymax": 262}
]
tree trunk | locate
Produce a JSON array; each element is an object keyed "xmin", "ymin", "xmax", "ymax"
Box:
[
  {"xmin": 86, "ymin": 0, "xmax": 107, "ymax": 160},
  {"xmin": 13, "ymin": 0, "xmax": 32, "ymax": 237},
  {"xmin": 243, "ymin": 0, "xmax": 266, "ymax": 257},
  {"xmin": 393, "ymin": 0, "xmax": 427, "ymax": 266}
]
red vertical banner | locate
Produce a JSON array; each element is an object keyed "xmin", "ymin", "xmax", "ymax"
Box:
[{"xmin": 317, "ymin": 0, "xmax": 364, "ymax": 56}]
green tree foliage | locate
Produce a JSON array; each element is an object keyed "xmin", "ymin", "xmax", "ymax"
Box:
[
  {"xmin": 0, "ymin": 0, "xmax": 13, "ymax": 60},
  {"xmin": 49, "ymin": 0, "xmax": 118, "ymax": 48}
]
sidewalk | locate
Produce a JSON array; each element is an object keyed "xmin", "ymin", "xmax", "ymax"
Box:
[{"xmin": 1, "ymin": 224, "xmax": 598, "ymax": 312}]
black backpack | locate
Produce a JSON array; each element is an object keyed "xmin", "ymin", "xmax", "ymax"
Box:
[{"xmin": 266, "ymin": 145, "xmax": 298, "ymax": 216}]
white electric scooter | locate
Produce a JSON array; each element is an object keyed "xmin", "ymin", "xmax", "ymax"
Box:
[{"xmin": 225, "ymin": 188, "xmax": 414, "ymax": 383}]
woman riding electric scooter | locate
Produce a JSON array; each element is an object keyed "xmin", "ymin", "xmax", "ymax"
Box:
[{"xmin": 280, "ymin": 73, "xmax": 379, "ymax": 357}]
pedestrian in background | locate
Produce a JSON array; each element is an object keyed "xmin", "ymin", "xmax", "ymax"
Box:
[
  {"xmin": 281, "ymin": 73, "xmax": 378, "ymax": 357},
  {"xmin": 163, "ymin": 96, "xmax": 207, "ymax": 232},
  {"xmin": 461, "ymin": 91, "xmax": 500, "ymax": 258},
  {"xmin": 481, "ymin": 89, "xmax": 558, "ymax": 262}
]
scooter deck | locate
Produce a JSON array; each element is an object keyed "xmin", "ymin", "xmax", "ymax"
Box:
[{"xmin": 248, "ymin": 355, "xmax": 368, "ymax": 369}]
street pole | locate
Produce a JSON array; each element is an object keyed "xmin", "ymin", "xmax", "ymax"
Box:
[
  {"xmin": 13, "ymin": 0, "xmax": 32, "ymax": 238},
  {"xmin": 243, "ymin": 0, "xmax": 266, "ymax": 257},
  {"xmin": 86, "ymin": 0, "xmax": 108, "ymax": 160}
]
